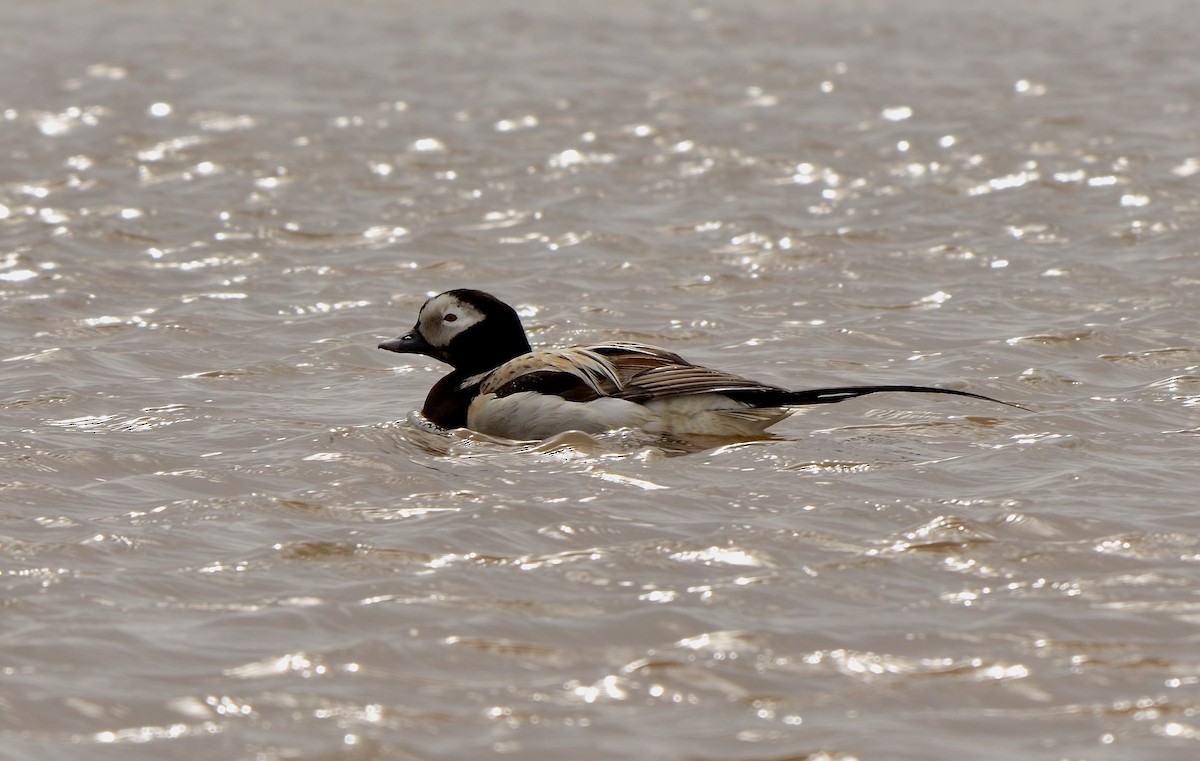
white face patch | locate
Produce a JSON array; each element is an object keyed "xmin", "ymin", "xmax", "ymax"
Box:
[{"xmin": 418, "ymin": 293, "xmax": 485, "ymax": 348}]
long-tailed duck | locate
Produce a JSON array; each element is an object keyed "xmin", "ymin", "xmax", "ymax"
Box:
[{"xmin": 379, "ymin": 289, "xmax": 1020, "ymax": 439}]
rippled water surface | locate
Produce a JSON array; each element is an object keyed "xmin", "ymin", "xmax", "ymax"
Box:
[{"xmin": 3, "ymin": 1, "xmax": 1200, "ymax": 759}]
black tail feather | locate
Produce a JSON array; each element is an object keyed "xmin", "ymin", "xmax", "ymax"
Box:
[{"xmin": 725, "ymin": 385, "xmax": 1027, "ymax": 411}]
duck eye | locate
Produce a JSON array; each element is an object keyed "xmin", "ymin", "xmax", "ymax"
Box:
[{"xmin": 444, "ymin": 313, "xmax": 458, "ymax": 323}]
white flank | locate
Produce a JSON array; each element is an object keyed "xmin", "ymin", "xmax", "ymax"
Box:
[
  {"xmin": 468, "ymin": 390, "xmax": 792, "ymax": 439},
  {"xmin": 468, "ymin": 392, "xmax": 654, "ymax": 440}
]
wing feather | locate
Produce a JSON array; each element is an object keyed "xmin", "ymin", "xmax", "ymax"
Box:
[
  {"xmin": 479, "ymin": 348, "xmax": 623, "ymax": 399},
  {"xmin": 475, "ymin": 342, "xmax": 788, "ymax": 404},
  {"xmin": 612, "ymin": 364, "xmax": 785, "ymax": 402}
]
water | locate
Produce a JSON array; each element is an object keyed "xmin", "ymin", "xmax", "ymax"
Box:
[{"xmin": 2, "ymin": 1, "xmax": 1199, "ymax": 759}]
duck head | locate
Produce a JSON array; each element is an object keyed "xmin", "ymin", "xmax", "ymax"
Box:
[{"xmin": 378, "ymin": 289, "xmax": 533, "ymax": 373}]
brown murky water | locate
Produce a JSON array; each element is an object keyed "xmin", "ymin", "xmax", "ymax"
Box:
[{"xmin": 3, "ymin": 1, "xmax": 1199, "ymax": 759}]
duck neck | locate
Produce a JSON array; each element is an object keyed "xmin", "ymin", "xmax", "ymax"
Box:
[{"xmin": 455, "ymin": 333, "xmax": 531, "ymax": 375}]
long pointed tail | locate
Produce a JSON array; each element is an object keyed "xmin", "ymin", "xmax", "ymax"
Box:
[{"xmin": 725, "ymin": 385, "xmax": 1027, "ymax": 411}]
